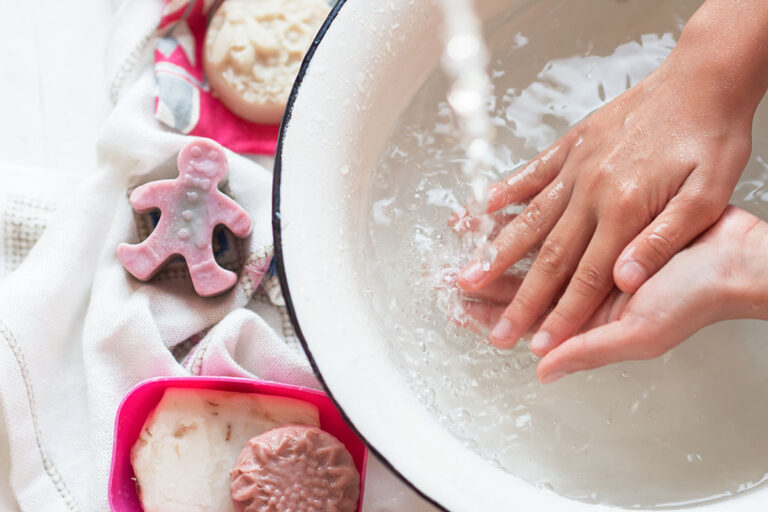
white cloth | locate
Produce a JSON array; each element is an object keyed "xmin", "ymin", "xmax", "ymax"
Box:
[
  {"xmin": 0, "ymin": 3, "xmax": 318, "ymax": 510},
  {"xmin": 0, "ymin": 1, "xmax": 440, "ymax": 511}
]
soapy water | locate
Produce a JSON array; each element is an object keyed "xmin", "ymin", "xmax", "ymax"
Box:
[{"xmin": 365, "ymin": 0, "xmax": 768, "ymax": 508}]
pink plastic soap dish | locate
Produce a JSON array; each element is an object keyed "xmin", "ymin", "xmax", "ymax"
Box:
[{"xmin": 109, "ymin": 376, "xmax": 368, "ymax": 512}]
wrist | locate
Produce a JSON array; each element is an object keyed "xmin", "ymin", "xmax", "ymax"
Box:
[
  {"xmin": 665, "ymin": 0, "xmax": 768, "ymax": 117},
  {"xmin": 718, "ymin": 222, "xmax": 768, "ymax": 321}
]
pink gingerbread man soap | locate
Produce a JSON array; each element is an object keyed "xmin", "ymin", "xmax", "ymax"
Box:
[{"xmin": 117, "ymin": 139, "xmax": 252, "ymax": 297}]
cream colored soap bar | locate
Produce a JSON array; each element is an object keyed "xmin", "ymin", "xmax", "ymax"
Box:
[
  {"xmin": 130, "ymin": 388, "xmax": 320, "ymax": 512},
  {"xmin": 203, "ymin": 0, "xmax": 330, "ymax": 124}
]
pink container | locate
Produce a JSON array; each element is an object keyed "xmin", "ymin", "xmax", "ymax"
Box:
[{"xmin": 108, "ymin": 376, "xmax": 368, "ymax": 511}]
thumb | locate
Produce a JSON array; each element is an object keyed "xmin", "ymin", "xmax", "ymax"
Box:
[{"xmin": 536, "ymin": 308, "xmax": 708, "ymax": 383}]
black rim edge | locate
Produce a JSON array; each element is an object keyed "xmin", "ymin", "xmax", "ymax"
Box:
[{"xmin": 272, "ymin": 2, "xmax": 448, "ymax": 511}]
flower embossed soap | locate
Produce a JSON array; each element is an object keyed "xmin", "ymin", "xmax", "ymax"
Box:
[
  {"xmin": 130, "ymin": 389, "xmax": 320, "ymax": 512},
  {"xmin": 230, "ymin": 425, "xmax": 360, "ymax": 512}
]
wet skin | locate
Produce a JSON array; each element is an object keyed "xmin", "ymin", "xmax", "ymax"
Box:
[{"xmin": 456, "ymin": 0, "xmax": 768, "ymax": 377}]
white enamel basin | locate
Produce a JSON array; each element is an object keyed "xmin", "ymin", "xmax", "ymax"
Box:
[{"xmin": 273, "ymin": 0, "xmax": 768, "ymax": 510}]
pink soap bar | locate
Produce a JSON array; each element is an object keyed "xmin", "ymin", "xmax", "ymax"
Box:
[
  {"xmin": 230, "ymin": 425, "xmax": 361, "ymax": 512},
  {"xmin": 118, "ymin": 138, "xmax": 252, "ymax": 297},
  {"xmin": 108, "ymin": 377, "xmax": 368, "ymax": 512}
]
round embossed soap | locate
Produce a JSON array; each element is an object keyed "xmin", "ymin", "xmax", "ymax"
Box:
[
  {"xmin": 230, "ymin": 425, "xmax": 360, "ymax": 512},
  {"xmin": 203, "ymin": 0, "xmax": 330, "ymax": 124}
]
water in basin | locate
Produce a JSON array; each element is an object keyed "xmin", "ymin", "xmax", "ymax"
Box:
[{"xmin": 364, "ymin": 0, "xmax": 768, "ymax": 508}]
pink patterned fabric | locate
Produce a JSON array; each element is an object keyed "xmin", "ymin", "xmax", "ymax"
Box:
[{"xmin": 154, "ymin": 0, "xmax": 280, "ymax": 155}]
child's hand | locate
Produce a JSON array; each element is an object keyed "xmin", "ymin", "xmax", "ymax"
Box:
[
  {"xmin": 457, "ymin": 0, "xmax": 768, "ymax": 351},
  {"xmin": 536, "ymin": 206, "xmax": 768, "ymax": 382}
]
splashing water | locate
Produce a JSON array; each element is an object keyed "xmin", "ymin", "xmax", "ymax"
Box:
[
  {"xmin": 366, "ymin": 0, "xmax": 768, "ymax": 508},
  {"xmin": 437, "ymin": 0, "xmax": 497, "ymax": 267}
]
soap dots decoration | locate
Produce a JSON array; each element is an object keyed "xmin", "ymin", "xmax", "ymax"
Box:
[{"xmin": 118, "ymin": 139, "xmax": 252, "ymax": 297}]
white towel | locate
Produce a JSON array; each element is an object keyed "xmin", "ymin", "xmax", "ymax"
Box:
[
  {"xmin": 0, "ymin": 1, "xmax": 439, "ymax": 510},
  {"xmin": 0, "ymin": 4, "xmax": 318, "ymax": 510}
]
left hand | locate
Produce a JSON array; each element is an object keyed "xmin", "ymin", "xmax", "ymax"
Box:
[{"xmin": 459, "ymin": 206, "xmax": 768, "ymax": 383}]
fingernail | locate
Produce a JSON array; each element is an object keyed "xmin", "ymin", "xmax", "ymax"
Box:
[
  {"xmin": 490, "ymin": 318, "xmax": 515, "ymax": 343},
  {"xmin": 530, "ymin": 331, "xmax": 552, "ymax": 353},
  {"xmin": 541, "ymin": 371, "xmax": 566, "ymax": 384},
  {"xmin": 619, "ymin": 260, "xmax": 647, "ymax": 290},
  {"xmin": 459, "ymin": 261, "xmax": 485, "ymax": 284}
]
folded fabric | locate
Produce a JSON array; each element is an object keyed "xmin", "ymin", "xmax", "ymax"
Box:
[{"xmin": 0, "ymin": 0, "xmax": 317, "ymax": 509}]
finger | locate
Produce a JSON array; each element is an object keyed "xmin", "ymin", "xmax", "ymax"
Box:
[
  {"xmin": 451, "ymin": 301, "xmax": 483, "ymax": 333},
  {"xmin": 581, "ymin": 287, "xmax": 631, "ymax": 331},
  {"xmin": 449, "ymin": 210, "xmax": 516, "ymax": 238},
  {"xmin": 459, "ymin": 274, "xmax": 522, "ymax": 303},
  {"xmin": 531, "ymin": 221, "xmax": 632, "ymax": 355},
  {"xmin": 535, "ymin": 317, "xmax": 652, "ymax": 383},
  {"xmin": 457, "ymin": 301, "xmax": 506, "ymax": 331},
  {"xmin": 487, "ymin": 141, "xmax": 571, "ymax": 212},
  {"xmin": 458, "ymin": 301, "xmax": 547, "ymax": 343},
  {"xmin": 457, "ymin": 182, "xmax": 571, "ymax": 291},
  {"xmin": 537, "ymin": 274, "xmax": 718, "ymax": 383},
  {"xmin": 534, "ymin": 306, "xmax": 705, "ymax": 384},
  {"xmin": 488, "ymin": 206, "xmax": 594, "ymax": 349},
  {"xmin": 613, "ymin": 182, "xmax": 725, "ymax": 293}
]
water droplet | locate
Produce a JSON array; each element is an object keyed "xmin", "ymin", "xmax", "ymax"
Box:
[
  {"xmin": 456, "ymin": 409, "xmax": 472, "ymax": 423},
  {"xmin": 462, "ymin": 438, "xmax": 480, "ymax": 452}
]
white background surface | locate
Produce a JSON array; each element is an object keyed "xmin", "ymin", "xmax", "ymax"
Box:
[{"xmin": 0, "ymin": 0, "xmax": 437, "ymax": 509}]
